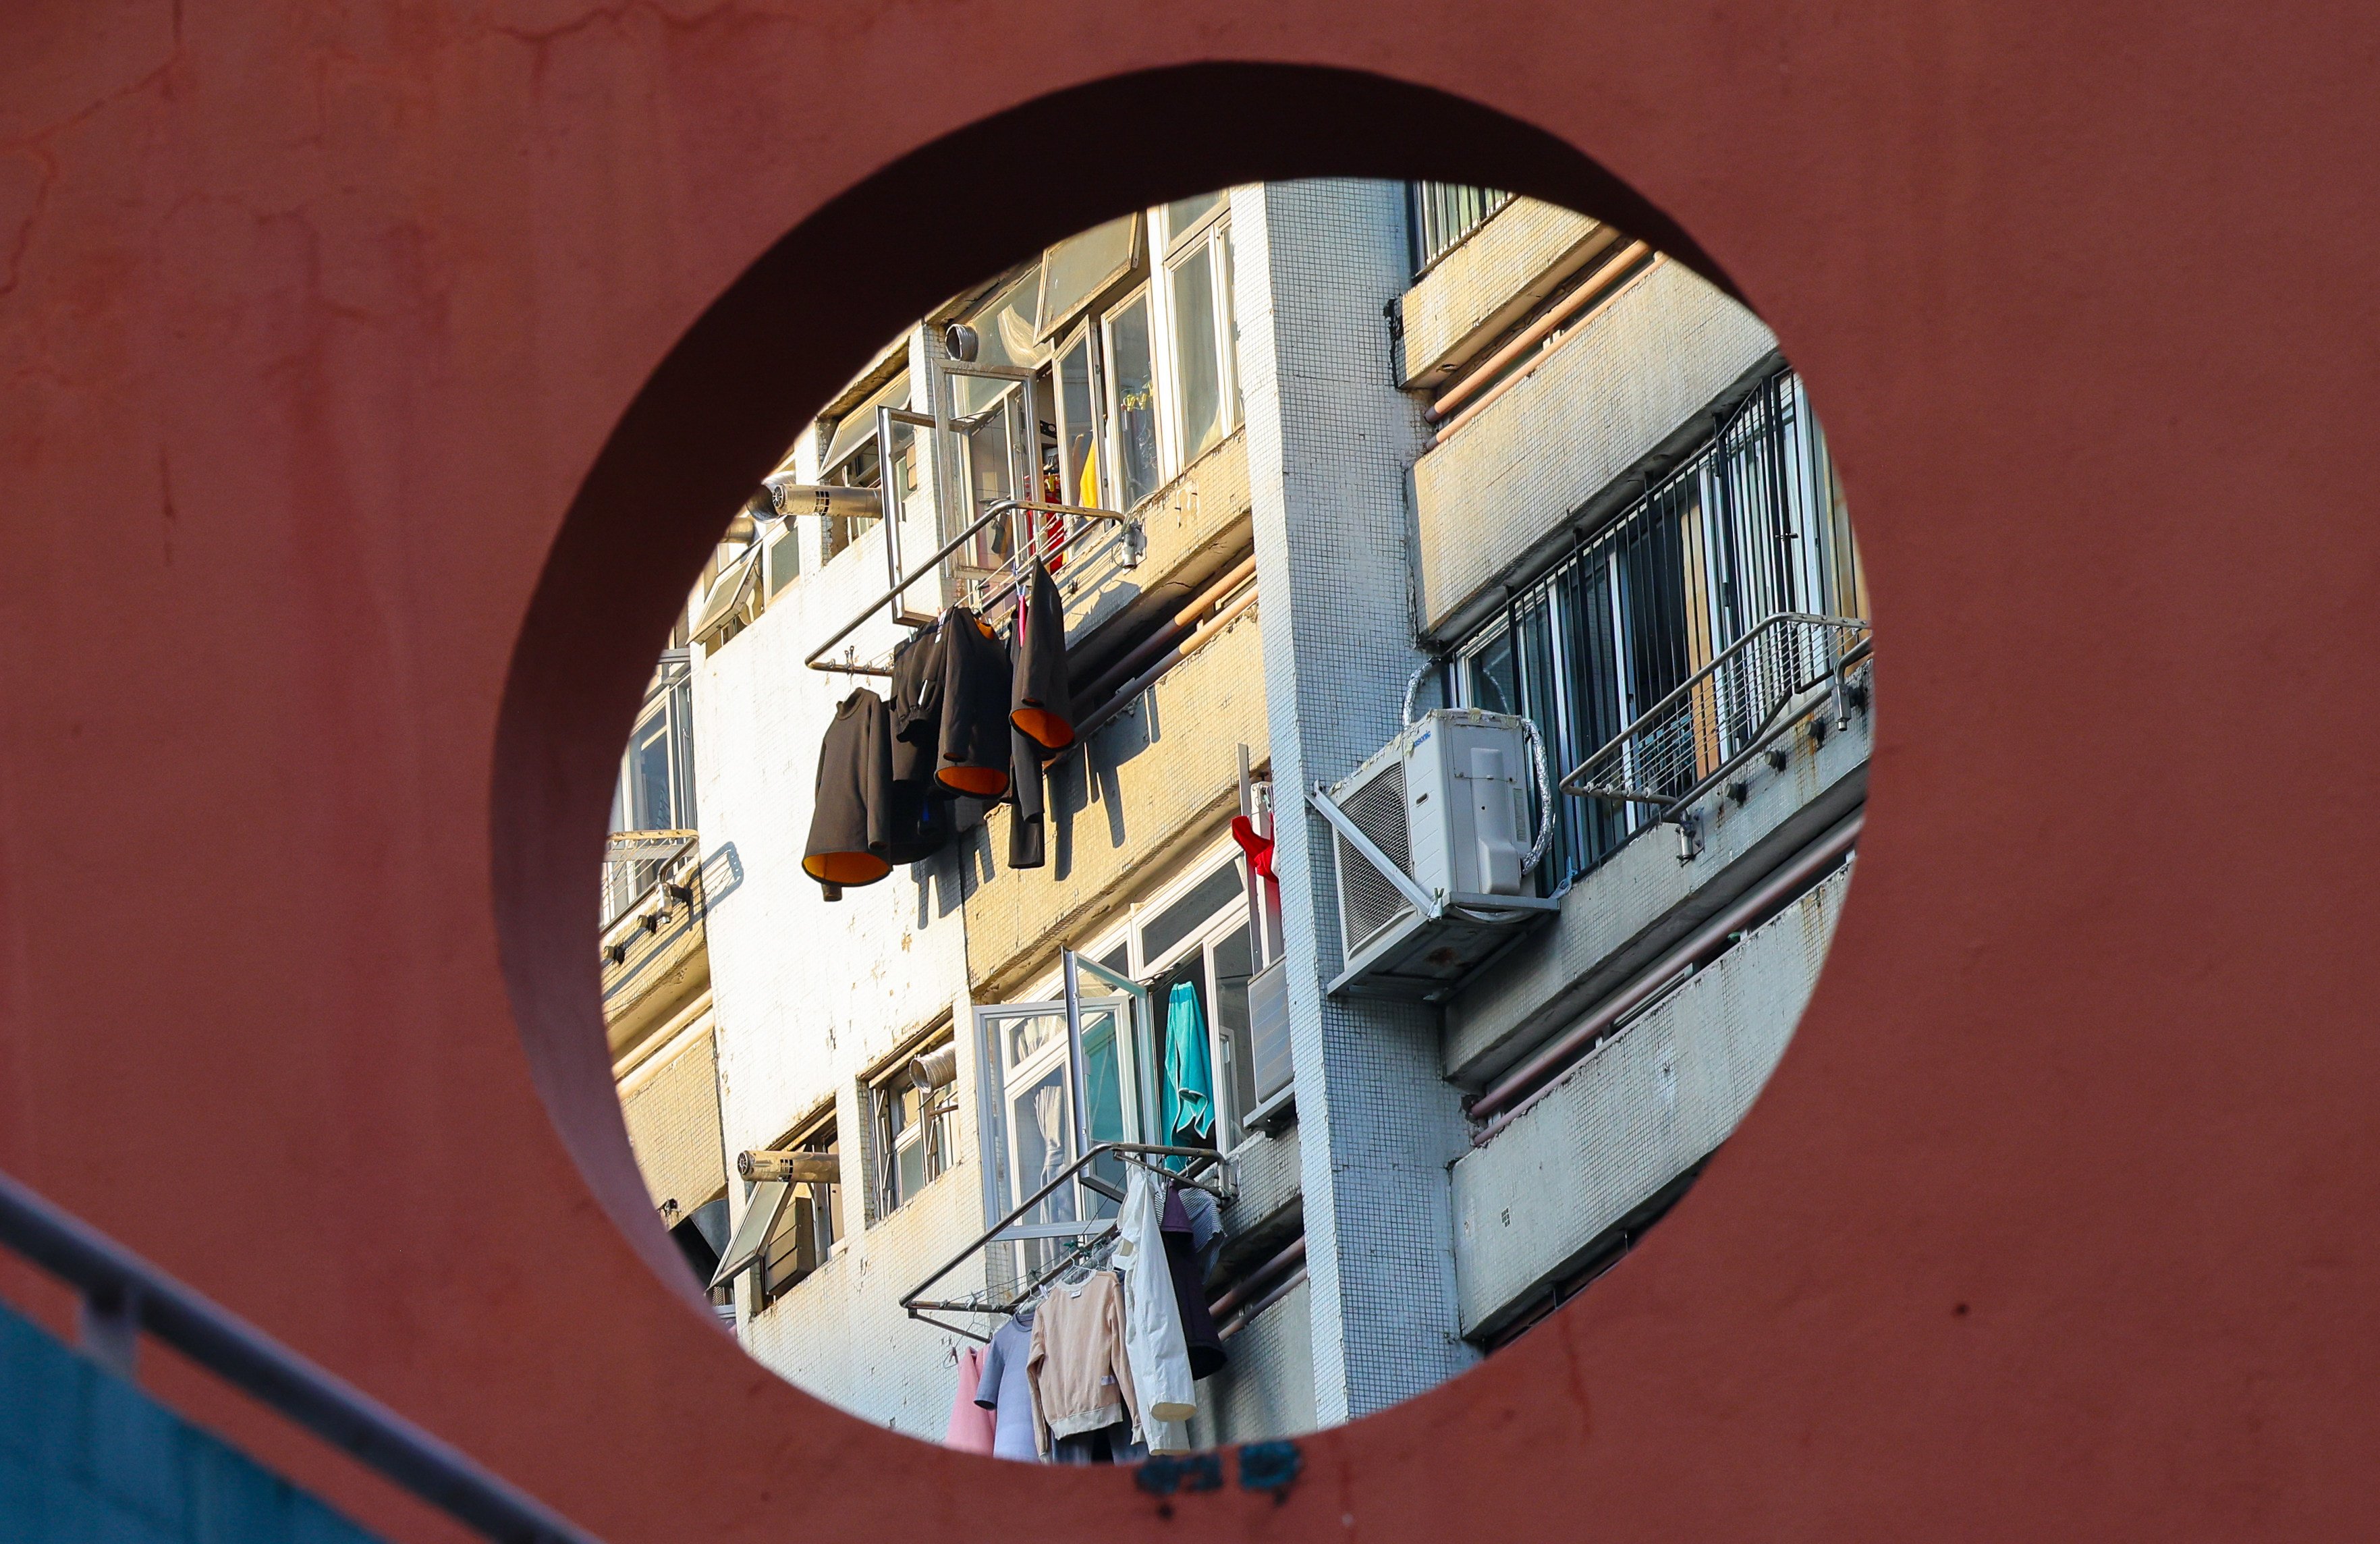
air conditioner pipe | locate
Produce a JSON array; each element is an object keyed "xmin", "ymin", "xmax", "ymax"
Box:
[
  {"xmin": 1467, "ymin": 810, "xmax": 1863, "ymax": 1138},
  {"xmin": 1072, "ymin": 553, "xmax": 1258, "ymax": 708},
  {"xmin": 1066, "ymin": 584, "xmax": 1259, "ymax": 748},
  {"xmin": 1207, "ymin": 1235, "xmax": 1306, "ymax": 1321},
  {"xmin": 1424, "ymin": 240, "xmax": 1652, "ymax": 425}
]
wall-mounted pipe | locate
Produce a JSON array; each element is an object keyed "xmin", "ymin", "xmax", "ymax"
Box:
[
  {"xmin": 1424, "ymin": 248, "xmax": 1660, "ymax": 446},
  {"xmin": 1468, "ymin": 810, "xmax": 1862, "ymax": 1137},
  {"xmin": 1072, "ymin": 552, "xmax": 1258, "ymax": 707},
  {"xmin": 1066, "ymin": 583, "xmax": 1258, "ymax": 747},
  {"xmin": 1208, "ymin": 1235, "xmax": 1306, "ymax": 1321}
]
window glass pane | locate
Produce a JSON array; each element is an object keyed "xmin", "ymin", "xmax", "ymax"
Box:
[
  {"xmin": 1080, "ymin": 1008, "xmax": 1128, "ymax": 1208},
  {"xmin": 1004, "ymin": 1012, "xmax": 1065, "ymax": 1072},
  {"xmin": 631, "ymin": 710, "xmax": 673, "ymax": 829},
  {"xmin": 1212, "ymin": 929, "xmax": 1255, "ymax": 1139},
  {"xmin": 896, "ymin": 1135, "xmax": 926, "ymax": 1203},
  {"xmin": 822, "ymin": 368, "xmax": 909, "ymax": 473},
  {"xmin": 1010, "ymin": 1064, "xmax": 1076, "ymax": 1220},
  {"xmin": 1105, "ymin": 294, "xmax": 1162, "ymax": 508},
  {"xmin": 765, "ymin": 527, "xmax": 798, "ymax": 596},
  {"xmin": 1464, "ymin": 628, "xmax": 1519, "ymax": 719},
  {"xmin": 964, "ymin": 404, "xmax": 1015, "ymax": 567},
  {"xmin": 1165, "ymin": 192, "xmax": 1225, "ymax": 247},
  {"xmin": 1142, "ymin": 862, "xmax": 1244, "ymax": 968},
  {"xmin": 956, "ymin": 270, "xmax": 1042, "ymax": 416},
  {"xmin": 1171, "ymin": 243, "xmax": 1224, "ymax": 461},
  {"xmin": 1037, "ymin": 215, "xmax": 1138, "ymax": 339},
  {"xmin": 1058, "ymin": 333, "xmax": 1102, "ymax": 509}
]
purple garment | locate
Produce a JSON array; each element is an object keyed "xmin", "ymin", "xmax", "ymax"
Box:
[{"xmin": 1162, "ymin": 1185, "xmax": 1227, "ymax": 1379}]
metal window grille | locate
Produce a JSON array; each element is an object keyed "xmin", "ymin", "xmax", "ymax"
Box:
[
  {"xmin": 1410, "ymin": 182, "xmax": 1514, "ymax": 275},
  {"xmin": 1450, "ymin": 367, "xmax": 1864, "ymax": 893}
]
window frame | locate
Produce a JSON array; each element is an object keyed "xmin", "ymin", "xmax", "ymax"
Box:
[
  {"xmin": 867, "ymin": 1030, "xmax": 959, "ymax": 1221},
  {"xmin": 1043, "ymin": 836, "xmax": 1269, "ymax": 1155},
  {"xmin": 751, "ymin": 1113, "xmax": 841, "ymax": 1311},
  {"xmin": 1159, "ymin": 215, "xmax": 1240, "ymax": 470},
  {"xmin": 1099, "ymin": 279, "xmax": 1165, "ymax": 513}
]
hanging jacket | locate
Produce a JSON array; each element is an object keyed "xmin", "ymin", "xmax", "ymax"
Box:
[
  {"xmin": 887, "ymin": 622, "xmax": 946, "ymax": 790},
  {"xmin": 1113, "ymin": 1169, "xmax": 1198, "ymax": 1452},
  {"xmin": 1163, "ymin": 983, "xmax": 1215, "ymax": 1142},
  {"xmin": 1008, "ymin": 723, "xmax": 1049, "ymax": 870},
  {"xmin": 936, "ymin": 607, "xmax": 1012, "ymax": 798},
  {"xmin": 1011, "ymin": 560, "xmax": 1075, "ymax": 752},
  {"xmin": 802, "ymin": 690, "xmax": 895, "ymax": 889}
]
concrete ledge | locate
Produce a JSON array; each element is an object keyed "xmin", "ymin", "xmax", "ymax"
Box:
[
  {"xmin": 1451, "ymin": 866, "xmax": 1850, "ymax": 1338},
  {"xmin": 1412, "ymin": 261, "xmax": 1777, "ymax": 634},
  {"xmin": 1060, "ymin": 431, "xmax": 1252, "ymax": 682},
  {"xmin": 1397, "ymin": 198, "xmax": 1611, "ymax": 389}
]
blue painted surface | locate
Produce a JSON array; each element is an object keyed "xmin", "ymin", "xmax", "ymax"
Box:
[{"xmin": 0, "ymin": 1298, "xmax": 383, "ymax": 1543}]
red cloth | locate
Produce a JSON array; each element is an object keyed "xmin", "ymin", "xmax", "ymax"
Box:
[
  {"xmin": 1231, "ymin": 815, "xmax": 1277, "ymax": 889},
  {"xmin": 944, "ymin": 1346, "xmax": 995, "ymax": 1454}
]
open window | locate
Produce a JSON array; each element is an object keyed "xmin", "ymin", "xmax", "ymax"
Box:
[
  {"xmin": 709, "ymin": 1113, "xmax": 841, "ymax": 1311},
  {"xmin": 972, "ymin": 974, "xmax": 1138, "ymax": 1292},
  {"xmin": 1163, "ymin": 205, "xmax": 1240, "ymax": 465},
  {"xmin": 868, "ymin": 1030, "xmax": 960, "ymax": 1220}
]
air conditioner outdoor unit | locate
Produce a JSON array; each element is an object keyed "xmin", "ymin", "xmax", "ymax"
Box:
[{"xmin": 1310, "ymin": 708, "xmax": 1561, "ymax": 999}]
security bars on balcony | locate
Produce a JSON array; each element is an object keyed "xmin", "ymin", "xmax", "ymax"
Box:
[{"xmin": 1559, "ymin": 611, "xmax": 1870, "ymax": 821}]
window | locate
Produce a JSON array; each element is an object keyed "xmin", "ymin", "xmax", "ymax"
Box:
[
  {"xmin": 1055, "ymin": 326, "xmax": 1104, "ymax": 510},
  {"xmin": 1103, "ymin": 287, "xmax": 1163, "ymax": 509},
  {"xmin": 973, "ymin": 993, "xmax": 1136, "ymax": 1288},
  {"xmin": 756, "ymin": 1119, "xmax": 839, "ymax": 1307},
  {"xmin": 1163, "ymin": 193, "xmax": 1227, "ymax": 250},
  {"xmin": 818, "ymin": 368, "xmax": 910, "ymax": 561},
  {"xmin": 869, "ymin": 1032, "xmax": 958, "ymax": 1219},
  {"xmin": 1408, "ymin": 182, "xmax": 1513, "ymax": 275},
  {"xmin": 1166, "ymin": 222, "xmax": 1238, "ymax": 463},
  {"xmin": 1036, "ymin": 215, "xmax": 1140, "ymax": 342},
  {"xmin": 605, "ymin": 659, "xmax": 696, "ymax": 923},
  {"xmin": 1447, "ymin": 367, "xmax": 1860, "ymax": 893},
  {"xmin": 763, "ymin": 518, "xmax": 799, "ymax": 597}
]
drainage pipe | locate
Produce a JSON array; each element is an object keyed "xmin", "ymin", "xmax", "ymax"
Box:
[
  {"xmin": 1424, "ymin": 242, "xmax": 1652, "ymax": 426},
  {"xmin": 1207, "ymin": 1235, "xmax": 1307, "ymax": 1322},
  {"xmin": 1424, "ymin": 252, "xmax": 1661, "ymax": 449},
  {"xmin": 1067, "ymin": 583, "xmax": 1258, "ymax": 746},
  {"xmin": 1468, "ymin": 810, "xmax": 1863, "ymax": 1138},
  {"xmin": 1072, "ymin": 552, "xmax": 1258, "ymax": 708}
]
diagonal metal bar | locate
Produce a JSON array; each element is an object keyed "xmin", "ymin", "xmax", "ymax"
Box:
[{"xmin": 0, "ymin": 1167, "xmax": 601, "ymax": 1544}]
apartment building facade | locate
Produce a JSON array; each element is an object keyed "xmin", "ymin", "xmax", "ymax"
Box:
[{"xmin": 607, "ymin": 179, "xmax": 1871, "ymax": 1446}]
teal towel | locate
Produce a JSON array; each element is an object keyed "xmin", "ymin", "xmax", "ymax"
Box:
[{"xmin": 1163, "ymin": 982, "xmax": 1215, "ymax": 1142}]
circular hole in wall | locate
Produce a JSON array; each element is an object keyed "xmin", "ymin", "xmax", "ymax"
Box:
[{"xmin": 583, "ymin": 175, "xmax": 1870, "ymax": 1460}]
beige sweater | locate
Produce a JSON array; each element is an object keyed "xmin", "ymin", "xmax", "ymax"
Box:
[{"xmin": 1024, "ymin": 1272, "xmax": 1142, "ymax": 1456}]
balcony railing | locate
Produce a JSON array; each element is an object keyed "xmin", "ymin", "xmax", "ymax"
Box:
[
  {"xmin": 1559, "ymin": 611, "xmax": 1871, "ymax": 820},
  {"xmin": 0, "ymin": 1168, "xmax": 594, "ymax": 1544}
]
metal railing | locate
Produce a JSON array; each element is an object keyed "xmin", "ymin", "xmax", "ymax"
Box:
[
  {"xmin": 900, "ymin": 1142, "xmax": 1234, "ymax": 1341},
  {"xmin": 1410, "ymin": 182, "xmax": 1514, "ymax": 275},
  {"xmin": 1447, "ymin": 364, "xmax": 1863, "ymax": 889},
  {"xmin": 1559, "ymin": 611, "xmax": 1871, "ymax": 819},
  {"xmin": 0, "ymin": 1167, "xmax": 599, "ymax": 1544}
]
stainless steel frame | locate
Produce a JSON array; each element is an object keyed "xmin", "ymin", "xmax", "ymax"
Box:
[{"xmin": 899, "ymin": 1142, "xmax": 1236, "ymax": 1342}]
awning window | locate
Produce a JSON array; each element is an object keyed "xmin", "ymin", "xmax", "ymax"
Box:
[{"xmin": 707, "ymin": 1180, "xmax": 792, "ymax": 1289}]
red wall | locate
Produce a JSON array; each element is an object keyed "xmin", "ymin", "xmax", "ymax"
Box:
[{"xmin": 5, "ymin": 5, "xmax": 2378, "ymax": 1540}]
